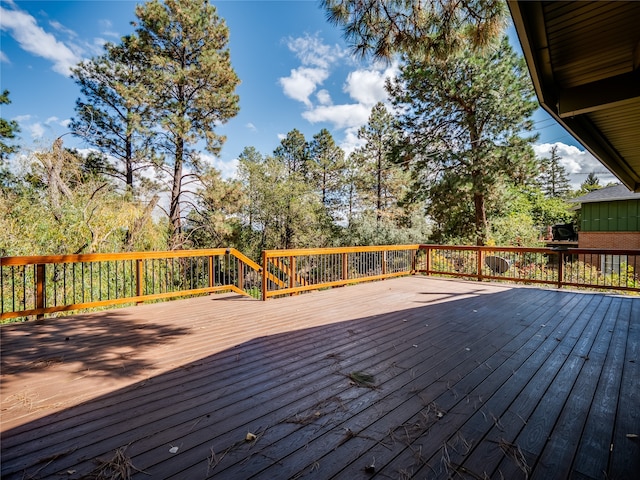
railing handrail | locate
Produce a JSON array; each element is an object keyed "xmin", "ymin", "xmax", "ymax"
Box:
[
  {"xmin": 263, "ymin": 244, "xmax": 420, "ymax": 257},
  {"xmin": 1, "ymin": 248, "xmax": 263, "ymax": 320},
  {"xmin": 2, "ymin": 244, "xmax": 638, "ymax": 321},
  {"xmin": 0, "ymin": 248, "xmax": 253, "ymax": 266},
  {"xmin": 420, "ymin": 244, "xmax": 640, "ymax": 256},
  {"xmin": 262, "ymin": 245, "xmax": 419, "ymax": 299}
]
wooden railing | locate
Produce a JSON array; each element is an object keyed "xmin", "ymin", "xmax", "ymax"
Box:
[
  {"xmin": 262, "ymin": 245, "xmax": 418, "ymax": 299},
  {"xmin": 2, "ymin": 244, "xmax": 638, "ymax": 320},
  {"xmin": 417, "ymin": 245, "xmax": 640, "ymax": 292},
  {"xmin": 1, "ymin": 249, "xmax": 262, "ymax": 320}
]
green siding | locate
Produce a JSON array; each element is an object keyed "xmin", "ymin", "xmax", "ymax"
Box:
[{"xmin": 581, "ymin": 200, "xmax": 640, "ymax": 231}]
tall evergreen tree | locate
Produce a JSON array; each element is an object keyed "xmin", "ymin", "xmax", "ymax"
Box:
[
  {"xmin": 238, "ymin": 150, "xmax": 325, "ymax": 252},
  {"xmin": 71, "ymin": 37, "xmax": 156, "ymax": 194},
  {"xmin": 132, "ymin": 0, "xmax": 240, "ymax": 248},
  {"xmin": 389, "ymin": 36, "xmax": 538, "ymax": 245},
  {"xmin": 579, "ymin": 172, "xmax": 601, "ymax": 195},
  {"xmin": 273, "ymin": 129, "xmax": 309, "ymax": 176},
  {"xmin": 321, "ymin": 0, "xmax": 507, "ymax": 60},
  {"xmin": 538, "ymin": 145, "xmax": 572, "ymax": 198},
  {"xmin": 0, "ymin": 90, "xmax": 20, "ymax": 163},
  {"xmin": 308, "ymin": 128, "xmax": 346, "ymax": 220},
  {"xmin": 354, "ymin": 102, "xmax": 406, "ymax": 223}
]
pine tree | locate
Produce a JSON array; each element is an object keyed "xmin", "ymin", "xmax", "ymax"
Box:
[
  {"xmin": 353, "ymin": 102, "xmax": 406, "ymax": 223},
  {"xmin": 538, "ymin": 145, "xmax": 572, "ymax": 198},
  {"xmin": 132, "ymin": 0, "xmax": 240, "ymax": 248},
  {"xmin": 389, "ymin": 36, "xmax": 538, "ymax": 245},
  {"xmin": 71, "ymin": 37, "xmax": 156, "ymax": 194},
  {"xmin": 0, "ymin": 90, "xmax": 20, "ymax": 163},
  {"xmin": 578, "ymin": 172, "xmax": 601, "ymax": 195},
  {"xmin": 321, "ymin": 0, "xmax": 507, "ymax": 60},
  {"xmin": 273, "ymin": 129, "xmax": 309, "ymax": 177},
  {"xmin": 308, "ymin": 128, "xmax": 346, "ymax": 220}
]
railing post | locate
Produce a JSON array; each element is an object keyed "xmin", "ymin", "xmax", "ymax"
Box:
[
  {"xmin": 411, "ymin": 249, "xmax": 416, "ymax": 274},
  {"xmin": 477, "ymin": 248, "xmax": 484, "ymax": 282},
  {"xmin": 557, "ymin": 251, "xmax": 564, "ymax": 289},
  {"xmin": 261, "ymin": 251, "xmax": 268, "ymax": 301},
  {"xmin": 425, "ymin": 246, "xmax": 431, "ymax": 275},
  {"xmin": 289, "ymin": 256, "xmax": 297, "ymax": 295},
  {"xmin": 136, "ymin": 258, "xmax": 144, "ymax": 304},
  {"xmin": 36, "ymin": 263, "xmax": 45, "ymax": 320},
  {"xmin": 208, "ymin": 255, "xmax": 214, "ymax": 291},
  {"xmin": 342, "ymin": 252, "xmax": 348, "ymax": 281},
  {"xmin": 238, "ymin": 262, "xmax": 244, "ymax": 292},
  {"xmin": 382, "ymin": 251, "xmax": 387, "ymax": 276}
]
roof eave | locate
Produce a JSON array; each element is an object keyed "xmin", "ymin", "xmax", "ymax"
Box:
[{"xmin": 507, "ymin": 0, "xmax": 640, "ymax": 192}]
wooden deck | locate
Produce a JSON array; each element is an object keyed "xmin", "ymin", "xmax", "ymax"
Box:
[{"xmin": 1, "ymin": 277, "xmax": 638, "ymax": 479}]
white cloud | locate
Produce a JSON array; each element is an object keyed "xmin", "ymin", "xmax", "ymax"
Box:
[
  {"xmin": 302, "ymin": 103, "xmax": 371, "ymax": 130},
  {"xmin": 285, "ymin": 32, "xmax": 346, "ymax": 69},
  {"xmin": 0, "ymin": 3, "xmax": 81, "ymax": 76},
  {"xmin": 533, "ymin": 142, "xmax": 619, "ymax": 188},
  {"xmin": 201, "ymin": 153, "xmax": 238, "ymax": 180},
  {"xmin": 49, "ymin": 19, "xmax": 77, "ymax": 38},
  {"xmin": 316, "ymin": 89, "xmax": 332, "ymax": 106},
  {"xmin": 0, "ymin": 50, "xmax": 8, "ymax": 63},
  {"xmin": 281, "ymin": 33, "xmax": 399, "ymax": 153},
  {"xmin": 279, "ymin": 67, "xmax": 329, "ymax": 107},
  {"xmin": 344, "ymin": 63, "xmax": 398, "ymax": 106},
  {"xmin": 98, "ymin": 19, "xmax": 119, "ymax": 39},
  {"xmin": 245, "ymin": 122, "xmax": 257, "ymax": 132},
  {"xmin": 28, "ymin": 123, "xmax": 46, "ymax": 139}
]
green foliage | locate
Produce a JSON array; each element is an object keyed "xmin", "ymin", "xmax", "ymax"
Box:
[
  {"xmin": 321, "ymin": 0, "xmax": 507, "ymax": 60},
  {"xmin": 132, "ymin": 0, "xmax": 240, "ymax": 247},
  {"xmin": 575, "ymin": 172, "xmax": 602, "ymax": 196},
  {"xmin": 486, "ymin": 184, "xmax": 574, "ymax": 246},
  {"xmin": 71, "ymin": 36, "xmax": 156, "ymax": 193},
  {"xmin": 1, "ymin": 143, "xmax": 167, "ymax": 256},
  {"xmin": 390, "ymin": 36, "xmax": 539, "ymax": 245},
  {"xmin": 185, "ymin": 167, "xmax": 246, "ymax": 248},
  {"xmin": 340, "ymin": 209, "xmax": 431, "ymax": 246},
  {"xmin": 537, "ymin": 145, "xmax": 572, "ymax": 198},
  {"xmin": 0, "ymin": 90, "xmax": 20, "ymax": 163},
  {"xmin": 308, "ymin": 128, "xmax": 347, "ymax": 220}
]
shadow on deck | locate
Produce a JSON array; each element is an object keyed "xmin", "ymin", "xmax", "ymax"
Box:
[{"xmin": 1, "ymin": 277, "xmax": 638, "ymax": 479}]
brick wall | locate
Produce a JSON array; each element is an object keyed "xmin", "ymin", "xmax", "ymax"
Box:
[{"xmin": 579, "ymin": 231, "xmax": 640, "ymax": 249}]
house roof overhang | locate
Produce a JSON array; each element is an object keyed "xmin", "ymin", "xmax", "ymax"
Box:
[{"xmin": 507, "ymin": 1, "xmax": 640, "ymax": 192}]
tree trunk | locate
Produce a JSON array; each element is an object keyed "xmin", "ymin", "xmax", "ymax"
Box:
[
  {"xmin": 473, "ymin": 188, "xmax": 487, "ymax": 246},
  {"xmin": 169, "ymin": 140, "xmax": 183, "ymax": 249}
]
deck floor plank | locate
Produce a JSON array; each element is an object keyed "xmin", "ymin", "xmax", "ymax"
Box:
[
  {"xmin": 389, "ymin": 290, "xmax": 599, "ymax": 479},
  {"xmin": 532, "ymin": 295, "xmax": 622, "ymax": 480},
  {"xmin": 1, "ymin": 277, "xmax": 638, "ymax": 480}
]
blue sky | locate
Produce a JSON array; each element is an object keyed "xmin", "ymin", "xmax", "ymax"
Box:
[{"xmin": 0, "ymin": 0, "xmax": 617, "ymax": 186}]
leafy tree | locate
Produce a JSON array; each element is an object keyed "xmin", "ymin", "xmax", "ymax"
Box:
[
  {"xmin": 538, "ymin": 145, "xmax": 571, "ymax": 198},
  {"xmin": 488, "ymin": 184, "xmax": 574, "ymax": 246},
  {"xmin": 272, "ymin": 130, "xmax": 318, "ymax": 248},
  {"xmin": 0, "ymin": 90, "xmax": 20, "ymax": 163},
  {"xmin": 132, "ymin": 0, "xmax": 240, "ymax": 248},
  {"xmin": 71, "ymin": 36, "xmax": 156, "ymax": 194},
  {"xmin": 389, "ymin": 36, "xmax": 538, "ymax": 245},
  {"xmin": 1, "ymin": 139, "xmax": 166, "ymax": 255},
  {"xmin": 321, "ymin": 0, "xmax": 507, "ymax": 60}
]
